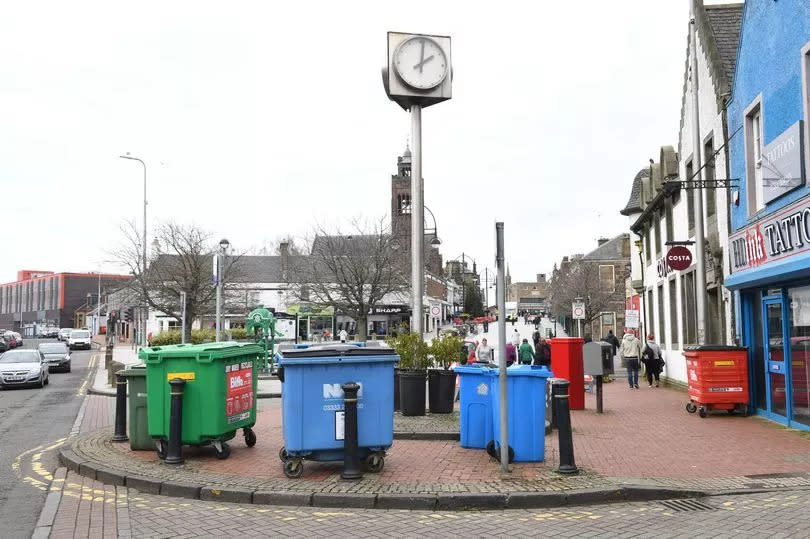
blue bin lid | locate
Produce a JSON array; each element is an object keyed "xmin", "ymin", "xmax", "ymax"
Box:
[
  {"xmin": 278, "ymin": 344, "xmax": 399, "ymax": 365},
  {"xmin": 454, "ymin": 365, "xmax": 494, "ymax": 375},
  {"xmin": 503, "ymin": 364, "xmax": 553, "ymax": 377}
]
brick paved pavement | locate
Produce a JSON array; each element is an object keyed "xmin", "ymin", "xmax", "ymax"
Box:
[{"xmin": 48, "ymin": 472, "xmax": 810, "ymax": 537}]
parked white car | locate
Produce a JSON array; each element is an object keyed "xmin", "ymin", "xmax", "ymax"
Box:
[{"xmin": 68, "ymin": 329, "xmax": 92, "ymax": 350}]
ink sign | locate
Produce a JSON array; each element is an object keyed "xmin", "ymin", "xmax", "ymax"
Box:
[{"xmin": 730, "ymin": 197, "xmax": 810, "ymax": 273}]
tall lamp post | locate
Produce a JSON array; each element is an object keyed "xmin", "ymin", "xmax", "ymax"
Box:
[
  {"xmin": 120, "ymin": 153, "xmax": 147, "ymax": 345},
  {"xmin": 215, "ymin": 238, "xmax": 230, "ymax": 342}
]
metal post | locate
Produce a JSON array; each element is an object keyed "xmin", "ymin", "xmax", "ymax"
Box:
[
  {"xmin": 216, "ymin": 252, "xmax": 222, "ymax": 342},
  {"xmin": 554, "ymin": 379, "xmax": 578, "ymax": 474},
  {"xmin": 180, "ymin": 291, "xmax": 187, "ymax": 344},
  {"xmin": 577, "ymin": 319, "xmax": 581, "ymax": 338},
  {"xmin": 411, "ymin": 104, "xmax": 424, "ymax": 336},
  {"xmin": 165, "ymin": 378, "xmax": 186, "ymax": 465},
  {"xmin": 689, "ymin": 0, "xmax": 708, "ymax": 345},
  {"xmin": 111, "ymin": 373, "xmax": 129, "ymax": 442},
  {"xmin": 340, "ymin": 382, "xmax": 363, "ymax": 480},
  {"xmin": 485, "ymin": 267, "xmax": 489, "ymax": 309},
  {"xmin": 596, "ymin": 375, "xmax": 604, "ymax": 414},
  {"xmin": 97, "ymin": 273, "xmax": 101, "ymax": 336},
  {"xmin": 495, "ymin": 222, "xmax": 508, "ymax": 473}
]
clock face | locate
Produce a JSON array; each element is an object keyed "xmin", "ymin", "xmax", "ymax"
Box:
[{"xmin": 393, "ymin": 36, "xmax": 448, "ymax": 91}]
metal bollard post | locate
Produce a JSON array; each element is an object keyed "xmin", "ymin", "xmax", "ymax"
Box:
[
  {"xmin": 596, "ymin": 375, "xmax": 604, "ymax": 414},
  {"xmin": 105, "ymin": 346, "xmax": 113, "ymax": 371},
  {"xmin": 111, "ymin": 373, "xmax": 129, "ymax": 442},
  {"xmin": 165, "ymin": 378, "xmax": 186, "ymax": 465},
  {"xmin": 340, "ymin": 382, "xmax": 363, "ymax": 480},
  {"xmin": 554, "ymin": 379, "xmax": 579, "ymax": 474},
  {"xmin": 550, "ymin": 378, "xmax": 566, "ymax": 430}
]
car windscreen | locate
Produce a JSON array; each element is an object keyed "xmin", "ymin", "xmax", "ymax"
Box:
[
  {"xmin": 39, "ymin": 344, "xmax": 67, "ymax": 354},
  {"xmin": 0, "ymin": 351, "xmax": 39, "ymax": 364},
  {"xmin": 71, "ymin": 331, "xmax": 90, "ymax": 338}
]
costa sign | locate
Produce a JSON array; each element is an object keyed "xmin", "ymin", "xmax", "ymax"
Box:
[
  {"xmin": 730, "ymin": 197, "xmax": 810, "ymax": 273},
  {"xmin": 666, "ymin": 246, "xmax": 693, "ymax": 271}
]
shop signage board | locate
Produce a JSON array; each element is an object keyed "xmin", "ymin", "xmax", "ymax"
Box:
[
  {"xmin": 625, "ymin": 309, "xmax": 640, "ymax": 328},
  {"xmin": 729, "ymin": 196, "xmax": 810, "ymax": 273},
  {"xmin": 666, "ymin": 246, "xmax": 693, "ymax": 271},
  {"xmin": 762, "ymin": 120, "xmax": 805, "ymax": 204}
]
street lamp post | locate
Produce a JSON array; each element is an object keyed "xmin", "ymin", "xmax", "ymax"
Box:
[
  {"xmin": 120, "ymin": 153, "xmax": 147, "ymax": 346},
  {"xmin": 215, "ymin": 238, "xmax": 230, "ymax": 342}
]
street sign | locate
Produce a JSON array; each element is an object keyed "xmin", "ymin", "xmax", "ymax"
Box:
[
  {"xmin": 666, "ymin": 246, "xmax": 693, "ymax": 271},
  {"xmin": 625, "ymin": 309, "xmax": 640, "ymax": 328},
  {"xmin": 431, "ymin": 305, "xmax": 440, "ymax": 316},
  {"xmin": 572, "ymin": 302, "xmax": 585, "ymax": 320}
]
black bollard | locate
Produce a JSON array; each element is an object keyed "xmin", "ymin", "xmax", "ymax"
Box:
[
  {"xmin": 596, "ymin": 375, "xmax": 604, "ymax": 414},
  {"xmin": 111, "ymin": 373, "xmax": 129, "ymax": 442},
  {"xmin": 554, "ymin": 379, "xmax": 579, "ymax": 474},
  {"xmin": 340, "ymin": 382, "xmax": 363, "ymax": 480},
  {"xmin": 165, "ymin": 378, "xmax": 186, "ymax": 465},
  {"xmin": 550, "ymin": 378, "xmax": 566, "ymax": 430}
]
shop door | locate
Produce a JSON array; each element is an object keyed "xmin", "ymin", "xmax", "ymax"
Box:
[{"xmin": 763, "ymin": 298, "xmax": 790, "ymax": 419}]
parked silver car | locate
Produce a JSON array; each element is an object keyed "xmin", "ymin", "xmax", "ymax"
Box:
[
  {"xmin": 0, "ymin": 349, "xmax": 49, "ymax": 388},
  {"xmin": 38, "ymin": 342, "xmax": 71, "ymax": 373}
]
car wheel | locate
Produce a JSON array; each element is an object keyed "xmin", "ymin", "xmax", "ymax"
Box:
[{"xmin": 39, "ymin": 376, "xmax": 45, "ymax": 388}]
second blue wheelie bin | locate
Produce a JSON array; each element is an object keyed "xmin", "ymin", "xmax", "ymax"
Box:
[
  {"xmin": 489, "ymin": 364, "xmax": 552, "ymax": 462},
  {"xmin": 455, "ymin": 365, "xmax": 496, "ymax": 449},
  {"xmin": 276, "ymin": 344, "xmax": 399, "ymax": 478}
]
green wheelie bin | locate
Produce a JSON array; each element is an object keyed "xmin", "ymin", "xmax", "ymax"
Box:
[
  {"xmin": 139, "ymin": 342, "xmax": 262, "ymax": 459},
  {"xmin": 119, "ymin": 364, "xmax": 152, "ymax": 450}
]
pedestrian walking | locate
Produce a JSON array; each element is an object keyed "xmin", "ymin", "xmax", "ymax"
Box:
[
  {"xmin": 476, "ymin": 338, "xmax": 493, "ymax": 363},
  {"xmin": 510, "ymin": 328, "xmax": 521, "ymax": 349},
  {"xmin": 642, "ymin": 334, "xmax": 664, "ymax": 387},
  {"xmin": 518, "ymin": 338, "xmax": 534, "ymax": 365},
  {"xmin": 533, "ymin": 337, "xmax": 551, "ymax": 367},
  {"xmin": 505, "ymin": 342, "xmax": 517, "ymax": 366},
  {"xmin": 619, "ymin": 332, "xmax": 642, "ymax": 389},
  {"xmin": 605, "ymin": 330, "xmax": 620, "ymax": 357},
  {"xmin": 339, "ymin": 328, "xmax": 348, "ymax": 343}
]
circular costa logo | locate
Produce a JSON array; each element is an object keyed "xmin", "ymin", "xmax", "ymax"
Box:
[{"xmin": 666, "ymin": 246, "xmax": 693, "ymax": 271}]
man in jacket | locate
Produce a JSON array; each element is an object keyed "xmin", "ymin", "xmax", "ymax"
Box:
[
  {"xmin": 619, "ymin": 332, "xmax": 642, "ymax": 389},
  {"xmin": 518, "ymin": 338, "xmax": 534, "ymax": 365}
]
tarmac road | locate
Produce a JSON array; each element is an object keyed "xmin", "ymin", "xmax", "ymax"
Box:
[{"xmin": 0, "ymin": 338, "xmax": 97, "ymax": 539}]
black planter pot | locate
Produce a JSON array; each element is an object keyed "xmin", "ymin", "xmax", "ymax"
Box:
[
  {"xmin": 393, "ymin": 368, "xmax": 400, "ymax": 412},
  {"xmin": 428, "ymin": 369, "xmax": 456, "ymax": 414},
  {"xmin": 399, "ymin": 369, "xmax": 427, "ymax": 416}
]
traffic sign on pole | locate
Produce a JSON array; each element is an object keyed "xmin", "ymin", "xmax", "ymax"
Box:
[{"xmin": 572, "ymin": 302, "xmax": 585, "ymax": 320}]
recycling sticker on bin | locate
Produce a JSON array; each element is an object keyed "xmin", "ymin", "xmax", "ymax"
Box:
[{"xmin": 225, "ymin": 361, "xmax": 254, "ymax": 424}]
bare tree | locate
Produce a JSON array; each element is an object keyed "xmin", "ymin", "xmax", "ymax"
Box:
[
  {"xmin": 549, "ymin": 258, "xmax": 614, "ymax": 327},
  {"xmin": 253, "ymin": 234, "xmax": 305, "ymax": 256},
  {"xmin": 289, "ymin": 218, "xmax": 408, "ymax": 341},
  {"xmin": 110, "ymin": 220, "xmax": 245, "ymax": 337}
]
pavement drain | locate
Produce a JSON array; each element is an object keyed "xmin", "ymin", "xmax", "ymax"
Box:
[{"xmin": 658, "ymin": 499, "xmax": 717, "ymax": 512}]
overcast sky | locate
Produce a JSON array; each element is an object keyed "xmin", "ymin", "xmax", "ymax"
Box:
[{"xmin": 0, "ymin": 0, "xmax": 738, "ymax": 284}]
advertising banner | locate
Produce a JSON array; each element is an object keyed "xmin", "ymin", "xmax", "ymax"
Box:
[{"xmin": 225, "ymin": 361, "xmax": 254, "ymax": 424}]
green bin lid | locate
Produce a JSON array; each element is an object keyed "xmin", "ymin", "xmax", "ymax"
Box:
[{"xmin": 139, "ymin": 341, "xmax": 263, "ymax": 363}]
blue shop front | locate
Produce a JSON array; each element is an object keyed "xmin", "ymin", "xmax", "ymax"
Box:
[{"xmin": 724, "ymin": 1, "xmax": 810, "ymax": 430}]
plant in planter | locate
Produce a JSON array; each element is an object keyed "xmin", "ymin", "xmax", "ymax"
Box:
[
  {"xmin": 428, "ymin": 335, "xmax": 464, "ymax": 414},
  {"xmin": 387, "ymin": 332, "xmax": 431, "ymax": 416}
]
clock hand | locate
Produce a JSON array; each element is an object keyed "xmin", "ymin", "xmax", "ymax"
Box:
[
  {"xmin": 414, "ymin": 55, "xmax": 435, "ymax": 71},
  {"xmin": 418, "ymin": 39, "xmax": 425, "ymax": 73}
]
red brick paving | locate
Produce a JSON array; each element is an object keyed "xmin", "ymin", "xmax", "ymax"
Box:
[{"xmin": 92, "ymin": 382, "xmax": 810, "ymax": 484}]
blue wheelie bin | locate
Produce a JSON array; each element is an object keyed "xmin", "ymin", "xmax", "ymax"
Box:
[
  {"xmin": 489, "ymin": 364, "xmax": 552, "ymax": 462},
  {"xmin": 455, "ymin": 365, "xmax": 496, "ymax": 449},
  {"xmin": 277, "ymin": 344, "xmax": 399, "ymax": 478}
]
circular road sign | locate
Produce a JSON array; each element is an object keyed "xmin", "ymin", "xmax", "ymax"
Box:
[
  {"xmin": 572, "ymin": 304, "xmax": 585, "ymax": 319},
  {"xmin": 666, "ymin": 246, "xmax": 693, "ymax": 271},
  {"xmin": 431, "ymin": 305, "xmax": 441, "ymax": 316}
]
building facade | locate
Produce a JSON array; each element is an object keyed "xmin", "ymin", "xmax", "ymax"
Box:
[
  {"xmin": 724, "ymin": 0, "xmax": 810, "ymax": 430},
  {"xmin": 621, "ymin": 1, "xmax": 742, "ymax": 385},
  {"xmin": 0, "ymin": 270, "xmax": 131, "ymax": 336}
]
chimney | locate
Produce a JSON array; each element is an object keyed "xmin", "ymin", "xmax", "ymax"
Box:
[
  {"xmin": 279, "ymin": 242, "xmax": 290, "ymax": 279},
  {"xmin": 536, "ymin": 273, "xmax": 546, "ymax": 283},
  {"xmin": 597, "ymin": 238, "xmax": 610, "ymax": 246}
]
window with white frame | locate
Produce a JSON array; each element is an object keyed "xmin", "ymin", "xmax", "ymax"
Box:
[
  {"xmin": 745, "ymin": 98, "xmax": 764, "ymax": 213},
  {"xmin": 598, "ymin": 265, "xmax": 615, "ymax": 293}
]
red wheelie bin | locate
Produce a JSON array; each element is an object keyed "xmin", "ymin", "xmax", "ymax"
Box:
[{"xmin": 684, "ymin": 345, "xmax": 748, "ymax": 418}]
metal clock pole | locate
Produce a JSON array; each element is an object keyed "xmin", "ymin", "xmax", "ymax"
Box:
[
  {"xmin": 496, "ymin": 222, "xmax": 508, "ymax": 473},
  {"xmin": 411, "ymin": 104, "xmax": 424, "ymax": 336}
]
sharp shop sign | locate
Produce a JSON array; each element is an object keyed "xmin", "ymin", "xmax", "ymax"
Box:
[{"xmin": 730, "ymin": 197, "xmax": 810, "ymax": 273}]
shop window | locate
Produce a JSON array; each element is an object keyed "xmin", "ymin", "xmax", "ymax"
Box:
[
  {"xmin": 704, "ymin": 136, "xmax": 716, "ymax": 218},
  {"xmin": 654, "ymin": 211, "xmax": 662, "ymax": 258},
  {"xmin": 686, "ymin": 159, "xmax": 695, "ymax": 236},
  {"xmin": 598, "ymin": 265, "xmax": 615, "ymax": 293},
  {"xmin": 681, "ymin": 272, "xmax": 697, "ymax": 345},
  {"xmin": 789, "ymin": 285, "xmax": 810, "ymax": 427},
  {"xmin": 657, "ymin": 284, "xmax": 666, "ymax": 347},
  {"xmin": 669, "ymin": 278, "xmax": 679, "ymax": 348},
  {"xmin": 751, "ymin": 291, "xmax": 766, "ymax": 410},
  {"xmin": 745, "ymin": 98, "xmax": 764, "ymax": 213}
]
